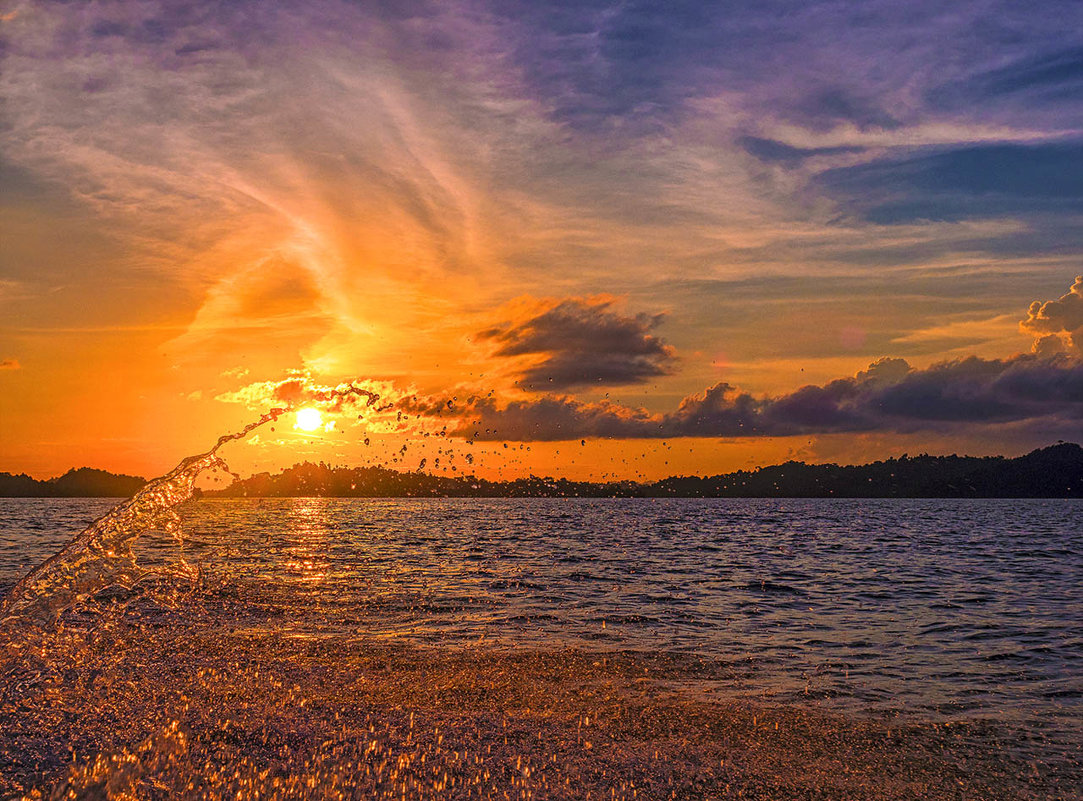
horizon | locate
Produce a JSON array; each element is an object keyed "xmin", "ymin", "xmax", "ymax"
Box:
[
  {"xmin": 2, "ymin": 1, "xmax": 1083, "ymax": 481},
  {"xmin": 8, "ymin": 439, "xmax": 1080, "ymax": 488}
]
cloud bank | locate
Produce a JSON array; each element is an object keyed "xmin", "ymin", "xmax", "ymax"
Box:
[
  {"xmin": 437, "ymin": 277, "xmax": 1083, "ymax": 441},
  {"xmin": 217, "ymin": 277, "xmax": 1083, "ymax": 447},
  {"xmin": 415, "ymin": 353, "xmax": 1083, "ymax": 441}
]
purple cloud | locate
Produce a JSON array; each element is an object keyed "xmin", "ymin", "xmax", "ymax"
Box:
[{"xmin": 412, "ymin": 353, "xmax": 1083, "ymax": 441}]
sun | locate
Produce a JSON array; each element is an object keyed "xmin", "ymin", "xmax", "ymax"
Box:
[{"xmin": 294, "ymin": 407, "xmax": 323, "ymax": 432}]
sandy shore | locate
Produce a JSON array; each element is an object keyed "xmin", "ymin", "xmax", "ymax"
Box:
[{"xmin": 2, "ymin": 623, "xmax": 1078, "ymax": 800}]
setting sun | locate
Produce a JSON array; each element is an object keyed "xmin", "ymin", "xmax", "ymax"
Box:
[{"xmin": 294, "ymin": 407, "xmax": 323, "ymax": 432}]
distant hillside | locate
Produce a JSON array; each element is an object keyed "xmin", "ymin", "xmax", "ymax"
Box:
[
  {"xmin": 649, "ymin": 442, "xmax": 1083, "ymax": 498},
  {"xmin": 208, "ymin": 443, "xmax": 1083, "ymax": 499},
  {"xmin": 0, "ymin": 467, "xmax": 147, "ymax": 498},
  {"xmin": 4, "ymin": 443, "xmax": 1081, "ymax": 498}
]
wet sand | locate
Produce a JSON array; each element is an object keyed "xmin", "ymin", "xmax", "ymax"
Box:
[{"xmin": 3, "ymin": 622, "xmax": 1078, "ymax": 800}]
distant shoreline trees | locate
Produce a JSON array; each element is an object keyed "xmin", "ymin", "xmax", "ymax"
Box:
[
  {"xmin": 3, "ymin": 443, "xmax": 1081, "ymax": 498},
  {"xmin": 0, "ymin": 467, "xmax": 146, "ymax": 498}
]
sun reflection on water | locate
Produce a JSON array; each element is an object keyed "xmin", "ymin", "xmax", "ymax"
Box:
[{"xmin": 281, "ymin": 499, "xmax": 333, "ymax": 585}]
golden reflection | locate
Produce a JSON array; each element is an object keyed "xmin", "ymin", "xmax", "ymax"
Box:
[{"xmin": 281, "ymin": 498, "xmax": 333, "ymax": 585}]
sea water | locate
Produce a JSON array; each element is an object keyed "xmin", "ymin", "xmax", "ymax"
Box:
[{"xmin": 1, "ymin": 495, "xmax": 1080, "ymax": 798}]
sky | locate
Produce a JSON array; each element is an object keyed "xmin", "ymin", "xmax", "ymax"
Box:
[{"xmin": 1, "ymin": 0, "xmax": 1082, "ymax": 481}]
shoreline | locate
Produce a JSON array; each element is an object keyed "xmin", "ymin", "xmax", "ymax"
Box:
[{"xmin": 3, "ymin": 631, "xmax": 1079, "ymax": 799}]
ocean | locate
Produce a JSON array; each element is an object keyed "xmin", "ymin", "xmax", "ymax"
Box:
[{"xmin": 1, "ymin": 495, "xmax": 1081, "ymax": 798}]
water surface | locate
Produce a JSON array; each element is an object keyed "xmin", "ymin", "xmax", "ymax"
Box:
[
  {"xmin": 1, "ymin": 497, "xmax": 1080, "ymax": 798},
  {"xmin": 3, "ymin": 498, "xmax": 1080, "ymax": 721}
]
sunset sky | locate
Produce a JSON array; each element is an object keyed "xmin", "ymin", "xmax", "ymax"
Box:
[{"xmin": 2, "ymin": 0, "xmax": 1082, "ymax": 481}]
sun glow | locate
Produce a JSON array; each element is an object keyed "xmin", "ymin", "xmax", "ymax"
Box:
[{"xmin": 294, "ymin": 407, "xmax": 323, "ymax": 432}]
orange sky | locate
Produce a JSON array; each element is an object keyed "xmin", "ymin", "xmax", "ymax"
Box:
[{"xmin": 2, "ymin": 2, "xmax": 1082, "ymax": 481}]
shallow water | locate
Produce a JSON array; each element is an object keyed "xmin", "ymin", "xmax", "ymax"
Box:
[{"xmin": 1, "ymin": 496, "xmax": 1081, "ymax": 798}]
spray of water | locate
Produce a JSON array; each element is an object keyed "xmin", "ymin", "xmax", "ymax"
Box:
[{"xmin": 0, "ymin": 386, "xmax": 379, "ymax": 630}]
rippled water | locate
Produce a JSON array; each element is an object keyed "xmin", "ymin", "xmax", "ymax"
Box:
[
  {"xmin": 4, "ymin": 497, "xmax": 1081, "ymax": 721},
  {"xmin": 2, "ymin": 496, "xmax": 1081, "ymax": 798}
]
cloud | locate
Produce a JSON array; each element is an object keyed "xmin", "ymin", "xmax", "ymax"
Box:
[
  {"xmin": 0, "ymin": 0, "xmax": 566, "ymax": 374},
  {"xmin": 165, "ymin": 254, "xmax": 333, "ymax": 358},
  {"xmin": 930, "ymin": 46, "xmax": 1083, "ymax": 109},
  {"xmin": 817, "ymin": 142, "xmax": 1083, "ymax": 224},
  {"xmin": 492, "ymin": 0, "xmax": 727, "ymax": 130},
  {"xmin": 478, "ymin": 297, "xmax": 676, "ymax": 389},
  {"xmin": 787, "ymin": 87, "xmax": 900, "ymax": 132},
  {"xmin": 402, "ymin": 392, "xmax": 661, "ymax": 441},
  {"xmin": 415, "ymin": 353, "xmax": 1083, "ymax": 441},
  {"xmin": 215, "ymin": 374, "xmax": 386, "ymax": 414},
  {"xmin": 0, "ymin": 358, "xmax": 21, "ymax": 370},
  {"xmin": 215, "ymin": 276, "xmax": 1083, "ymax": 445},
  {"xmin": 5, "ymin": 0, "xmax": 1083, "ymax": 467},
  {"xmin": 739, "ymin": 136, "xmax": 865, "ymax": 164},
  {"xmin": 1021, "ymin": 275, "xmax": 1083, "ymax": 352}
]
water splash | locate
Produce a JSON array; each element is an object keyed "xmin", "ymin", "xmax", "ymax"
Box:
[{"xmin": 0, "ymin": 386, "xmax": 379, "ymax": 630}]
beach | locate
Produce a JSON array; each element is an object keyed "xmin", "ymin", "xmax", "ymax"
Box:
[{"xmin": 5, "ymin": 631, "xmax": 1077, "ymax": 800}]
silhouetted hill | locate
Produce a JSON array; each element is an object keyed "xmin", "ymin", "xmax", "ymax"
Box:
[
  {"xmin": 4, "ymin": 443, "xmax": 1081, "ymax": 498},
  {"xmin": 650, "ymin": 442, "xmax": 1083, "ymax": 498},
  {"xmin": 0, "ymin": 467, "xmax": 147, "ymax": 497},
  {"xmin": 207, "ymin": 443, "xmax": 1083, "ymax": 499},
  {"xmin": 205, "ymin": 461, "xmax": 642, "ymax": 499}
]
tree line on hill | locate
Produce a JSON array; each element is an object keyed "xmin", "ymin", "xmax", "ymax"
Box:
[
  {"xmin": 5, "ymin": 443, "xmax": 1079, "ymax": 498},
  {"xmin": 0, "ymin": 467, "xmax": 146, "ymax": 498}
]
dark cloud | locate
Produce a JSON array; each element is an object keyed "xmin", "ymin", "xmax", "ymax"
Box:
[
  {"xmin": 788, "ymin": 87, "xmax": 901, "ymax": 132},
  {"xmin": 818, "ymin": 142, "xmax": 1083, "ymax": 224},
  {"xmin": 659, "ymin": 355, "xmax": 1083, "ymax": 436},
  {"xmin": 403, "ymin": 393, "xmax": 661, "ymax": 440},
  {"xmin": 491, "ymin": 0, "xmax": 1083, "ymax": 143},
  {"xmin": 1021, "ymin": 275, "xmax": 1083, "ymax": 352},
  {"xmin": 479, "ymin": 298, "xmax": 676, "ymax": 389},
  {"xmin": 424, "ymin": 354, "xmax": 1083, "ymax": 441},
  {"xmin": 492, "ymin": 0, "xmax": 727, "ymax": 128},
  {"xmin": 738, "ymin": 136, "xmax": 865, "ymax": 164},
  {"xmin": 930, "ymin": 46, "xmax": 1083, "ymax": 108}
]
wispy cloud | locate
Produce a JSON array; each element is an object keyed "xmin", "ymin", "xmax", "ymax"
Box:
[
  {"xmin": 929, "ymin": 46, "xmax": 1083, "ymax": 110},
  {"xmin": 817, "ymin": 143, "xmax": 1083, "ymax": 224},
  {"xmin": 5, "ymin": 0, "xmax": 1083, "ymax": 474}
]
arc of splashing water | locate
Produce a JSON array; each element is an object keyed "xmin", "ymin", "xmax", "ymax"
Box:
[{"xmin": 0, "ymin": 387, "xmax": 381, "ymax": 628}]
